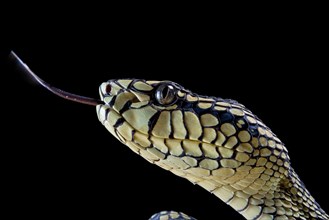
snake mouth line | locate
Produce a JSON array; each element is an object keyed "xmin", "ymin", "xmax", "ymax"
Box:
[{"xmin": 8, "ymin": 51, "xmax": 103, "ymax": 106}]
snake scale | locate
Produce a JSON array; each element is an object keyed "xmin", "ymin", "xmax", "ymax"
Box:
[{"xmin": 11, "ymin": 51, "xmax": 328, "ymax": 220}]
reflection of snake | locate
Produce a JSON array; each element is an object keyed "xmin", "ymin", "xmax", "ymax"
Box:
[{"xmin": 11, "ymin": 52, "xmax": 328, "ymax": 220}]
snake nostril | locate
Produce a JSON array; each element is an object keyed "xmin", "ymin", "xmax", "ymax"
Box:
[{"xmin": 105, "ymin": 84, "xmax": 112, "ymax": 94}]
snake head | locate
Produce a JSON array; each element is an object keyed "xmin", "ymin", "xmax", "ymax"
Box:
[{"xmin": 96, "ymin": 79, "xmax": 265, "ymax": 180}]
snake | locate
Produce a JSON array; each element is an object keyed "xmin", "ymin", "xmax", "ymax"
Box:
[{"xmin": 10, "ymin": 51, "xmax": 328, "ymax": 220}]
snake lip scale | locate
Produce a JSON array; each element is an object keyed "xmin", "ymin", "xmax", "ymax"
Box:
[{"xmin": 11, "ymin": 51, "xmax": 328, "ymax": 220}]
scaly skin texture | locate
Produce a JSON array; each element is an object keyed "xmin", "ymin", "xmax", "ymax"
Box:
[{"xmin": 96, "ymin": 79, "xmax": 328, "ymax": 220}]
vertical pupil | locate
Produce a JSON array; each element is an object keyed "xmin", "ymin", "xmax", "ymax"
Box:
[{"xmin": 161, "ymin": 86, "xmax": 169, "ymax": 99}]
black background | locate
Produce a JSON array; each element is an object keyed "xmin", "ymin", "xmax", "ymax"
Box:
[{"xmin": 2, "ymin": 14, "xmax": 328, "ymax": 219}]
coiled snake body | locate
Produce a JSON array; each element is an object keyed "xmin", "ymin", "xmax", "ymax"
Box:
[{"xmin": 12, "ymin": 52, "xmax": 328, "ymax": 220}]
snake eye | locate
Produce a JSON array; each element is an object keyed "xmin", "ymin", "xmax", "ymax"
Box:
[{"xmin": 155, "ymin": 83, "xmax": 177, "ymax": 106}]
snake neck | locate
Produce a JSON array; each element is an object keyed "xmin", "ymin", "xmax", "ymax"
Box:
[
  {"xmin": 280, "ymin": 169, "xmax": 328, "ymax": 220},
  {"xmin": 196, "ymin": 166, "xmax": 328, "ymax": 220}
]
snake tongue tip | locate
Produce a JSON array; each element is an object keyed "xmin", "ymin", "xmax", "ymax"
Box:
[{"xmin": 9, "ymin": 51, "xmax": 103, "ymax": 106}]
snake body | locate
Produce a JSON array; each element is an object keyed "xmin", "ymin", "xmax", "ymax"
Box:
[
  {"xmin": 96, "ymin": 79, "xmax": 328, "ymax": 220},
  {"xmin": 12, "ymin": 51, "xmax": 327, "ymax": 219}
]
